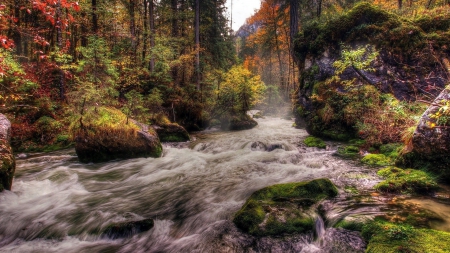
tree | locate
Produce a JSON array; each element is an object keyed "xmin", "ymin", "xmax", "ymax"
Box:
[{"xmin": 217, "ymin": 65, "xmax": 266, "ymax": 115}]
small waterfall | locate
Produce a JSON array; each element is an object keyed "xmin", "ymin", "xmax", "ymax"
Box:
[{"xmin": 314, "ymin": 216, "xmax": 326, "ymax": 241}]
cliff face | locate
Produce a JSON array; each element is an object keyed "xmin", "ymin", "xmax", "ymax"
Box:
[{"xmin": 294, "ymin": 3, "xmax": 450, "ymax": 144}]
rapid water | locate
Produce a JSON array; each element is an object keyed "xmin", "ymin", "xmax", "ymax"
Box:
[{"xmin": 0, "ymin": 115, "xmax": 392, "ymax": 252}]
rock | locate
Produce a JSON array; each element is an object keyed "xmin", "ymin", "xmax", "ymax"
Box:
[
  {"xmin": 233, "ymin": 178, "xmax": 338, "ymax": 236},
  {"xmin": 399, "ymin": 87, "xmax": 450, "ymax": 180},
  {"xmin": 266, "ymin": 144, "xmax": 285, "ymax": 152},
  {"xmin": 102, "ymin": 218, "xmax": 154, "ymax": 239},
  {"xmin": 0, "ymin": 114, "xmax": 15, "ymax": 191},
  {"xmin": 154, "ymin": 123, "xmax": 190, "ymax": 142},
  {"xmin": 251, "ymin": 141, "xmax": 267, "ymax": 151},
  {"xmin": 412, "ymin": 87, "xmax": 450, "ymax": 155},
  {"xmin": 74, "ymin": 107, "xmax": 162, "ymax": 163},
  {"xmin": 222, "ymin": 114, "xmax": 258, "ymax": 131}
]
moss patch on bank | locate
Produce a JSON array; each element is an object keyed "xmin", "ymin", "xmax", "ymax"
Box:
[
  {"xmin": 304, "ymin": 136, "xmax": 326, "ymax": 148},
  {"xmin": 375, "ymin": 167, "xmax": 439, "ymax": 194},
  {"xmin": 233, "ymin": 178, "xmax": 338, "ymax": 236},
  {"xmin": 362, "ymin": 218, "xmax": 450, "ymax": 253}
]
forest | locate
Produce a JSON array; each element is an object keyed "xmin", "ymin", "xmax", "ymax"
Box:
[{"xmin": 3, "ymin": 0, "xmax": 450, "ymax": 252}]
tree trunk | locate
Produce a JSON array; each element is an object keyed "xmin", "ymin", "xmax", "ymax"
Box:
[
  {"xmin": 56, "ymin": 0, "xmax": 65, "ymax": 100},
  {"xmin": 92, "ymin": 0, "xmax": 98, "ymax": 34},
  {"xmin": 129, "ymin": 0, "xmax": 136, "ymax": 61},
  {"xmin": 398, "ymin": 0, "xmax": 403, "ymax": 9},
  {"xmin": 195, "ymin": 0, "xmax": 200, "ymax": 91},
  {"xmin": 143, "ymin": 0, "xmax": 148, "ymax": 65},
  {"xmin": 271, "ymin": 6, "xmax": 285, "ymax": 93},
  {"xmin": 317, "ymin": 0, "xmax": 322, "ymax": 18},
  {"xmin": 149, "ymin": 0, "xmax": 155, "ymax": 72},
  {"xmin": 289, "ymin": 0, "xmax": 300, "ymax": 66}
]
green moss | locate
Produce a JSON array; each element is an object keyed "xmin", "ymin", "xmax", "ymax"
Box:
[
  {"xmin": 375, "ymin": 167, "xmax": 438, "ymax": 194},
  {"xmin": 362, "ymin": 219, "xmax": 450, "ymax": 253},
  {"xmin": 336, "ymin": 145, "xmax": 360, "ymax": 159},
  {"xmin": 344, "ymin": 185, "xmax": 359, "ymax": 195},
  {"xmin": 304, "ymin": 136, "xmax": 326, "ymax": 148},
  {"xmin": 156, "ymin": 123, "xmax": 190, "ymax": 142},
  {"xmin": 334, "ymin": 219, "xmax": 365, "ymax": 231},
  {"xmin": 379, "ymin": 143, "xmax": 403, "ymax": 159},
  {"xmin": 209, "ymin": 119, "xmax": 221, "ymax": 127},
  {"xmin": 72, "ymin": 106, "xmax": 162, "ymax": 163},
  {"xmin": 71, "ymin": 106, "xmax": 140, "ymax": 135},
  {"xmin": 361, "ymin": 154, "xmax": 393, "ymax": 167},
  {"xmin": 233, "ymin": 178, "xmax": 338, "ymax": 236}
]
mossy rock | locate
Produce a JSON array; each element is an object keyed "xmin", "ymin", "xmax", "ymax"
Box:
[
  {"xmin": 304, "ymin": 136, "xmax": 326, "ymax": 149},
  {"xmin": 253, "ymin": 111, "xmax": 264, "ymax": 119},
  {"xmin": 72, "ymin": 107, "xmax": 162, "ymax": 163},
  {"xmin": 397, "ymin": 151, "xmax": 450, "ymax": 183},
  {"xmin": 334, "ymin": 219, "xmax": 365, "ymax": 231},
  {"xmin": 233, "ymin": 178, "xmax": 338, "ymax": 236},
  {"xmin": 361, "ymin": 154, "xmax": 393, "ymax": 167},
  {"xmin": 102, "ymin": 219, "xmax": 154, "ymax": 239},
  {"xmin": 335, "ymin": 145, "xmax": 360, "ymax": 159},
  {"xmin": 222, "ymin": 114, "xmax": 258, "ymax": 131},
  {"xmin": 379, "ymin": 143, "xmax": 403, "ymax": 159},
  {"xmin": 155, "ymin": 123, "xmax": 190, "ymax": 142},
  {"xmin": 0, "ymin": 114, "xmax": 15, "ymax": 192},
  {"xmin": 362, "ymin": 219, "xmax": 450, "ymax": 253},
  {"xmin": 374, "ymin": 167, "xmax": 438, "ymax": 194}
]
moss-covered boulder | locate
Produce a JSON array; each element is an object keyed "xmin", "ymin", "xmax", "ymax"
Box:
[
  {"xmin": 102, "ymin": 218, "xmax": 154, "ymax": 239},
  {"xmin": 303, "ymin": 136, "xmax": 326, "ymax": 148},
  {"xmin": 155, "ymin": 123, "xmax": 190, "ymax": 142},
  {"xmin": 72, "ymin": 107, "xmax": 162, "ymax": 163},
  {"xmin": 233, "ymin": 178, "xmax": 338, "ymax": 236},
  {"xmin": 221, "ymin": 114, "xmax": 258, "ymax": 131},
  {"xmin": 0, "ymin": 114, "xmax": 15, "ymax": 191},
  {"xmin": 375, "ymin": 167, "xmax": 438, "ymax": 194}
]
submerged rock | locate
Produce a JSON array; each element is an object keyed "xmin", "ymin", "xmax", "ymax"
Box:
[
  {"xmin": 233, "ymin": 178, "xmax": 338, "ymax": 236},
  {"xmin": 154, "ymin": 123, "xmax": 190, "ymax": 142},
  {"xmin": 102, "ymin": 218, "xmax": 154, "ymax": 239},
  {"xmin": 74, "ymin": 107, "xmax": 162, "ymax": 163},
  {"xmin": 0, "ymin": 114, "xmax": 15, "ymax": 191}
]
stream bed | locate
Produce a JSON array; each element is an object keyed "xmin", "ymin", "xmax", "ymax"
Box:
[{"xmin": 1, "ymin": 115, "xmax": 449, "ymax": 252}]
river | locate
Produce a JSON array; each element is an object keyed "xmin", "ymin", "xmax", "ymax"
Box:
[{"xmin": 0, "ymin": 114, "xmax": 443, "ymax": 252}]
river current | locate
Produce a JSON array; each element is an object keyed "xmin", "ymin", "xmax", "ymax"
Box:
[{"xmin": 0, "ymin": 114, "xmax": 417, "ymax": 252}]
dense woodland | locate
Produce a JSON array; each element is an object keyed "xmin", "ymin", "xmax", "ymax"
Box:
[{"xmin": 1, "ymin": 0, "xmax": 450, "ymax": 152}]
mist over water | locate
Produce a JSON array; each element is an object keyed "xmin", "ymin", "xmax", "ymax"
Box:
[{"xmin": 0, "ymin": 114, "xmax": 404, "ymax": 252}]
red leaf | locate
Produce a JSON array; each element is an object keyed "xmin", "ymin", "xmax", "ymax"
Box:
[
  {"xmin": 0, "ymin": 5, "xmax": 6, "ymax": 10},
  {"xmin": 27, "ymin": 9, "xmax": 32, "ymax": 14}
]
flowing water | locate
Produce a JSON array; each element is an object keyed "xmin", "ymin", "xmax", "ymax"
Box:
[{"xmin": 0, "ymin": 114, "xmax": 444, "ymax": 252}]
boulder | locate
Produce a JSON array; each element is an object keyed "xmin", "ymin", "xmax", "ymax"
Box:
[
  {"xmin": 398, "ymin": 87, "xmax": 450, "ymax": 180},
  {"xmin": 0, "ymin": 114, "xmax": 15, "ymax": 191},
  {"xmin": 412, "ymin": 87, "xmax": 450, "ymax": 155},
  {"xmin": 74, "ymin": 107, "xmax": 162, "ymax": 163},
  {"xmin": 222, "ymin": 114, "xmax": 258, "ymax": 131},
  {"xmin": 233, "ymin": 178, "xmax": 338, "ymax": 236},
  {"xmin": 102, "ymin": 218, "xmax": 154, "ymax": 239},
  {"xmin": 154, "ymin": 123, "xmax": 190, "ymax": 142}
]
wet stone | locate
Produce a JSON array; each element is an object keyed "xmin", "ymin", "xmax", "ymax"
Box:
[{"xmin": 102, "ymin": 219, "xmax": 154, "ymax": 239}]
